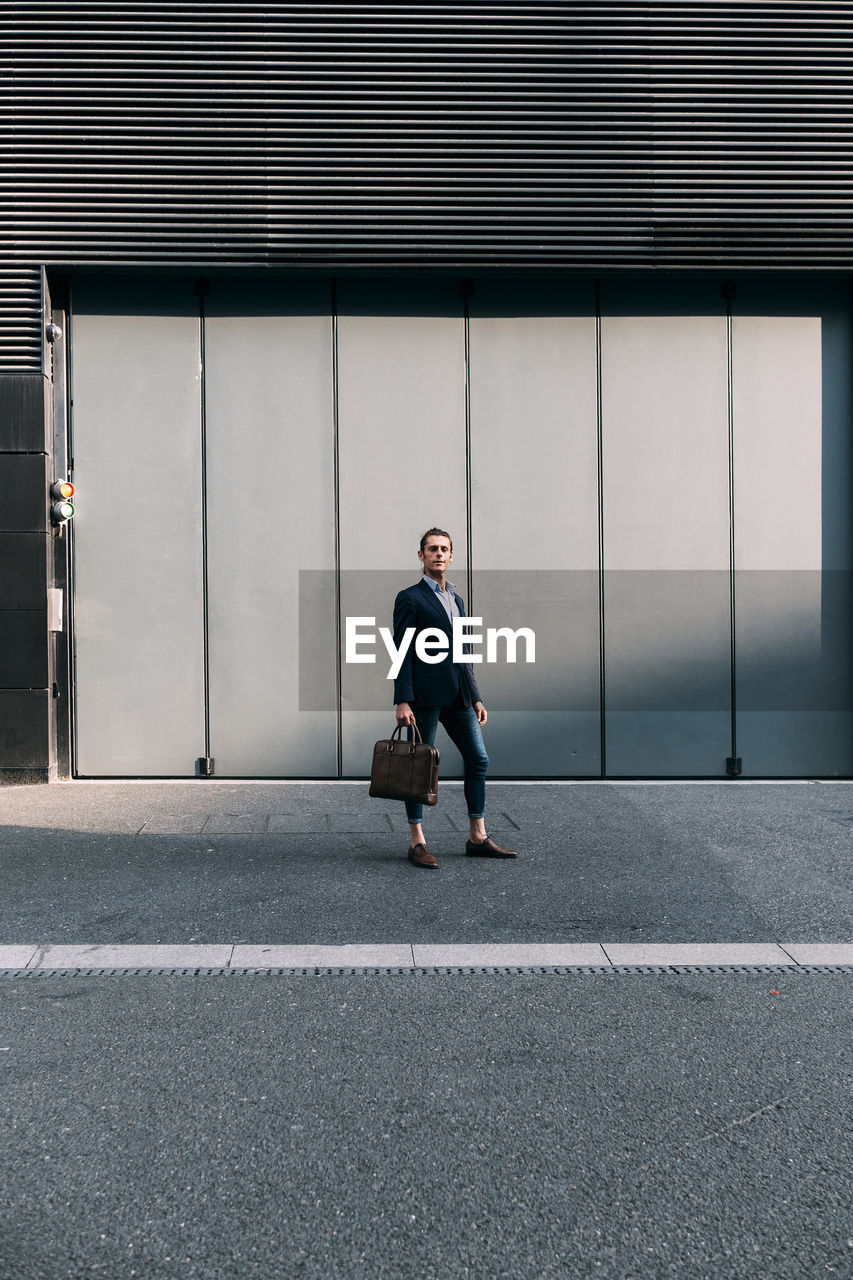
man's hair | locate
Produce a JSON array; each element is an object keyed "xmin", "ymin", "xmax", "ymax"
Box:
[{"xmin": 419, "ymin": 527, "xmax": 453, "ymax": 554}]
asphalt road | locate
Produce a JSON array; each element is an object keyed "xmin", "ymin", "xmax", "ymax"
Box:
[
  {"xmin": 1, "ymin": 781, "xmax": 851, "ymax": 1279},
  {"xmin": 1, "ymin": 967, "xmax": 851, "ymax": 1280}
]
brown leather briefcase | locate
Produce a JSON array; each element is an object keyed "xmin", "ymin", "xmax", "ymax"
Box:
[{"xmin": 369, "ymin": 723, "xmax": 440, "ymax": 805}]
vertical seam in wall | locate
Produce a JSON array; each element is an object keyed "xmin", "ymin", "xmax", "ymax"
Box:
[
  {"xmin": 726, "ymin": 293, "xmax": 738, "ymax": 765},
  {"xmin": 463, "ymin": 292, "xmax": 473, "ymax": 609},
  {"xmin": 198, "ymin": 294, "xmax": 211, "ymax": 763},
  {"xmin": 595, "ymin": 279, "xmax": 606, "ymax": 778},
  {"xmin": 332, "ymin": 280, "xmax": 343, "ymax": 779}
]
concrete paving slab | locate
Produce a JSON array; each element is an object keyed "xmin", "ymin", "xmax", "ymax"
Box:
[
  {"xmin": 412, "ymin": 943, "xmax": 609, "ymax": 967},
  {"xmin": 497, "ymin": 812, "xmax": 523, "ymax": 832},
  {"xmin": 326, "ymin": 814, "xmax": 394, "ymax": 833},
  {"xmin": 139, "ymin": 815, "xmax": 207, "ymax": 834},
  {"xmin": 602, "ymin": 942, "xmax": 795, "ymax": 966},
  {"xmin": 203, "ymin": 814, "xmax": 269, "ymax": 834},
  {"xmin": 385, "ymin": 815, "xmax": 518, "ymax": 838},
  {"xmin": 385, "ymin": 809, "xmax": 465, "ymax": 832},
  {"xmin": 231, "ymin": 944, "xmax": 414, "ymax": 968},
  {"xmin": 267, "ymin": 814, "xmax": 330, "ymax": 833},
  {"xmin": 28, "ymin": 945, "xmax": 233, "ymax": 969},
  {"xmin": 780, "ymin": 943, "xmax": 853, "ymax": 965},
  {"xmin": 0, "ymin": 945, "xmax": 37, "ymax": 969}
]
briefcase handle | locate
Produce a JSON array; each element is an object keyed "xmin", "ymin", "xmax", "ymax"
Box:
[{"xmin": 390, "ymin": 722, "xmax": 423, "ymax": 754}]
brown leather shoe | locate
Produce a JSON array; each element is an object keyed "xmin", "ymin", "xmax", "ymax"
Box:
[
  {"xmin": 465, "ymin": 835, "xmax": 517, "ymax": 858},
  {"xmin": 408, "ymin": 842, "xmax": 439, "ymax": 869}
]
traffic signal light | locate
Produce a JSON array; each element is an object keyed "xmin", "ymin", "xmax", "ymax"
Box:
[{"xmin": 50, "ymin": 479, "xmax": 75, "ymax": 524}]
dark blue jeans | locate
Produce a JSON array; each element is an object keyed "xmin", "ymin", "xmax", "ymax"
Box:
[{"xmin": 404, "ymin": 702, "xmax": 489, "ymax": 824}]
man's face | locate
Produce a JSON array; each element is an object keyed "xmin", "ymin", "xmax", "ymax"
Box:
[{"xmin": 419, "ymin": 536, "xmax": 453, "ymax": 577}]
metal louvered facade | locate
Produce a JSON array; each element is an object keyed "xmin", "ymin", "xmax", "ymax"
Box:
[
  {"xmin": 2, "ymin": 3, "xmax": 853, "ymax": 288},
  {"xmin": 0, "ymin": 268, "xmax": 43, "ymax": 372}
]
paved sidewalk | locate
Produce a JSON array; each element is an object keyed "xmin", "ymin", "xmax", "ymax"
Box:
[{"xmin": 1, "ymin": 779, "xmax": 851, "ymax": 953}]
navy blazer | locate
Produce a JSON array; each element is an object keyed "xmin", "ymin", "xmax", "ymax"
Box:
[{"xmin": 392, "ymin": 578, "xmax": 483, "ymax": 708}]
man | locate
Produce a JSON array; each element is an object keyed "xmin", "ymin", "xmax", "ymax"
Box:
[{"xmin": 393, "ymin": 527, "xmax": 517, "ymax": 869}]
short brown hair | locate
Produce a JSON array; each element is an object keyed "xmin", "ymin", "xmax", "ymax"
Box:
[{"xmin": 419, "ymin": 527, "xmax": 453, "ymax": 554}]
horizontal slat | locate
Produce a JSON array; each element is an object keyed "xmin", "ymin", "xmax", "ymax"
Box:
[{"xmin": 0, "ymin": 270, "xmax": 42, "ymax": 371}]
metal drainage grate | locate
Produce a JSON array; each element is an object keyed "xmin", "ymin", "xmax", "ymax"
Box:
[{"xmin": 0, "ymin": 964, "xmax": 850, "ymax": 979}]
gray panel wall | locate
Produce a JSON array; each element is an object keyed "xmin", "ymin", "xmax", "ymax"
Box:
[
  {"xmin": 72, "ymin": 280, "xmax": 205, "ymax": 775},
  {"xmin": 601, "ymin": 284, "xmax": 731, "ymax": 776},
  {"xmin": 69, "ymin": 275, "xmax": 851, "ymax": 780},
  {"xmin": 336, "ymin": 281, "xmax": 468, "ymax": 778},
  {"xmin": 204, "ymin": 280, "xmax": 338, "ymax": 776},
  {"xmin": 733, "ymin": 281, "xmax": 853, "ymax": 775},
  {"xmin": 469, "ymin": 280, "xmax": 600, "ymax": 776}
]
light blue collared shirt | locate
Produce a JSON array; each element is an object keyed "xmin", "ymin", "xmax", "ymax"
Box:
[{"xmin": 423, "ymin": 574, "xmax": 460, "ymax": 624}]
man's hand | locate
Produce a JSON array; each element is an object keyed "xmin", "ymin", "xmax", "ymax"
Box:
[
  {"xmin": 474, "ymin": 701, "xmax": 487, "ymax": 726},
  {"xmin": 395, "ymin": 702, "xmax": 416, "ymax": 726}
]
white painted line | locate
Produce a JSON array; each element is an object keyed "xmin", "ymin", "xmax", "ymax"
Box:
[
  {"xmin": 28, "ymin": 945, "xmax": 233, "ymax": 969},
  {"xmin": 231, "ymin": 944, "xmax": 415, "ymax": 969},
  {"xmin": 71, "ymin": 777, "xmax": 406, "ymax": 785},
  {"xmin": 779, "ymin": 943, "xmax": 853, "ymax": 966},
  {"xmin": 60, "ymin": 778, "xmax": 843, "ymax": 787},
  {"xmin": 515, "ymin": 778, "xmax": 840, "ymax": 786},
  {"xmin": 0, "ymin": 946, "xmax": 38, "ymax": 970},
  {"xmin": 602, "ymin": 942, "xmax": 796, "ymax": 967},
  {"xmin": 412, "ymin": 943, "xmax": 609, "ymax": 968},
  {"xmin": 8, "ymin": 942, "xmax": 851, "ymax": 972}
]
